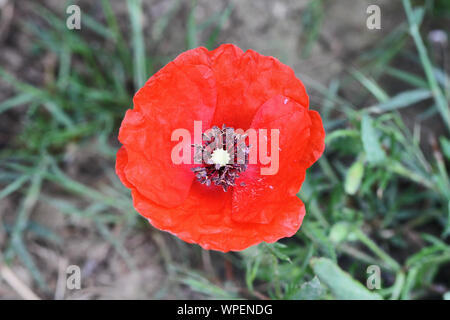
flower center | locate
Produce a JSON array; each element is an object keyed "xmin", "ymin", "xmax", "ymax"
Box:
[
  {"xmin": 191, "ymin": 125, "xmax": 250, "ymax": 192},
  {"xmin": 210, "ymin": 148, "xmax": 231, "ymax": 167}
]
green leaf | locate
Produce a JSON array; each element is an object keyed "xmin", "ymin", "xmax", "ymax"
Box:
[
  {"xmin": 292, "ymin": 277, "xmax": 327, "ymax": 300},
  {"xmin": 361, "ymin": 114, "xmax": 386, "ymax": 164},
  {"xmin": 345, "ymin": 159, "xmax": 364, "ymax": 195},
  {"xmin": 368, "ymin": 89, "xmax": 432, "ymax": 112},
  {"xmin": 245, "ymin": 253, "xmax": 262, "ymax": 292},
  {"xmin": 385, "ymin": 67, "xmax": 428, "ymax": 88},
  {"xmin": 264, "ymin": 243, "xmax": 291, "ymax": 263},
  {"xmin": 181, "ymin": 271, "xmax": 238, "ymax": 299},
  {"xmin": 440, "ymin": 137, "xmax": 450, "ymax": 160},
  {"xmin": 445, "ymin": 201, "xmax": 450, "ymax": 237},
  {"xmin": 0, "ymin": 175, "xmax": 30, "ymax": 200},
  {"xmin": 325, "ymin": 129, "xmax": 359, "ymax": 145},
  {"xmin": 302, "ymin": 222, "xmax": 337, "ymax": 261},
  {"xmin": 311, "ymin": 257, "xmax": 383, "ymax": 300},
  {"xmin": 329, "ymin": 222, "xmax": 352, "ymax": 244},
  {"xmin": 0, "ymin": 93, "xmax": 37, "ymax": 114}
]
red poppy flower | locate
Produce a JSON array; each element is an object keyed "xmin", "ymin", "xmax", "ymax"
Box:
[{"xmin": 116, "ymin": 44, "xmax": 325, "ymax": 252}]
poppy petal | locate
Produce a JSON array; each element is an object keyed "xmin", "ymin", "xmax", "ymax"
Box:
[
  {"xmin": 232, "ymin": 95, "xmax": 324, "ymax": 224},
  {"xmin": 300, "ymin": 109, "xmax": 326, "ymax": 168},
  {"xmin": 118, "ymin": 47, "xmax": 217, "ymax": 207},
  {"xmin": 209, "ymin": 44, "xmax": 309, "ymax": 130},
  {"xmin": 131, "ymin": 180, "xmax": 305, "ymax": 252},
  {"xmin": 115, "ymin": 146, "xmax": 133, "ymax": 189}
]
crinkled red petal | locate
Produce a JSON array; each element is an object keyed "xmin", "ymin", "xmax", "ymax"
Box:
[
  {"xmin": 118, "ymin": 47, "xmax": 217, "ymax": 207},
  {"xmin": 208, "ymin": 44, "xmax": 309, "ymax": 130},
  {"xmin": 131, "ymin": 182, "xmax": 305, "ymax": 252}
]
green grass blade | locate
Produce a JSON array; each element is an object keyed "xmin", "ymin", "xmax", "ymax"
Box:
[
  {"xmin": 352, "ymin": 69, "xmax": 389, "ymax": 102},
  {"xmin": 367, "ymin": 89, "xmax": 432, "ymax": 113},
  {"xmin": 186, "ymin": 0, "xmax": 198, "ymax": 49},
  {"xmin": 0, "ymin": 175, "xmax": 30, "ymax": 200},
  {"xmin": 403, "ymin": 0, "xmax": 450, "ymax": 131},
  {"xmin": 127, "ymin": 0, "xmax": 147, "ymax": 89}
]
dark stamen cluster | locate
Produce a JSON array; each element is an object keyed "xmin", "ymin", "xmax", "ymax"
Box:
[{"xmin": 191, "ymin": 125, "xmax": 250, "ymax": 191}]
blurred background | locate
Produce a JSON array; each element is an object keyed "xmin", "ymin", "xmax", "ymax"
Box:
[{"xmin": 0, "ymin": 0, "xmax": 449, "ymax": 300}]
